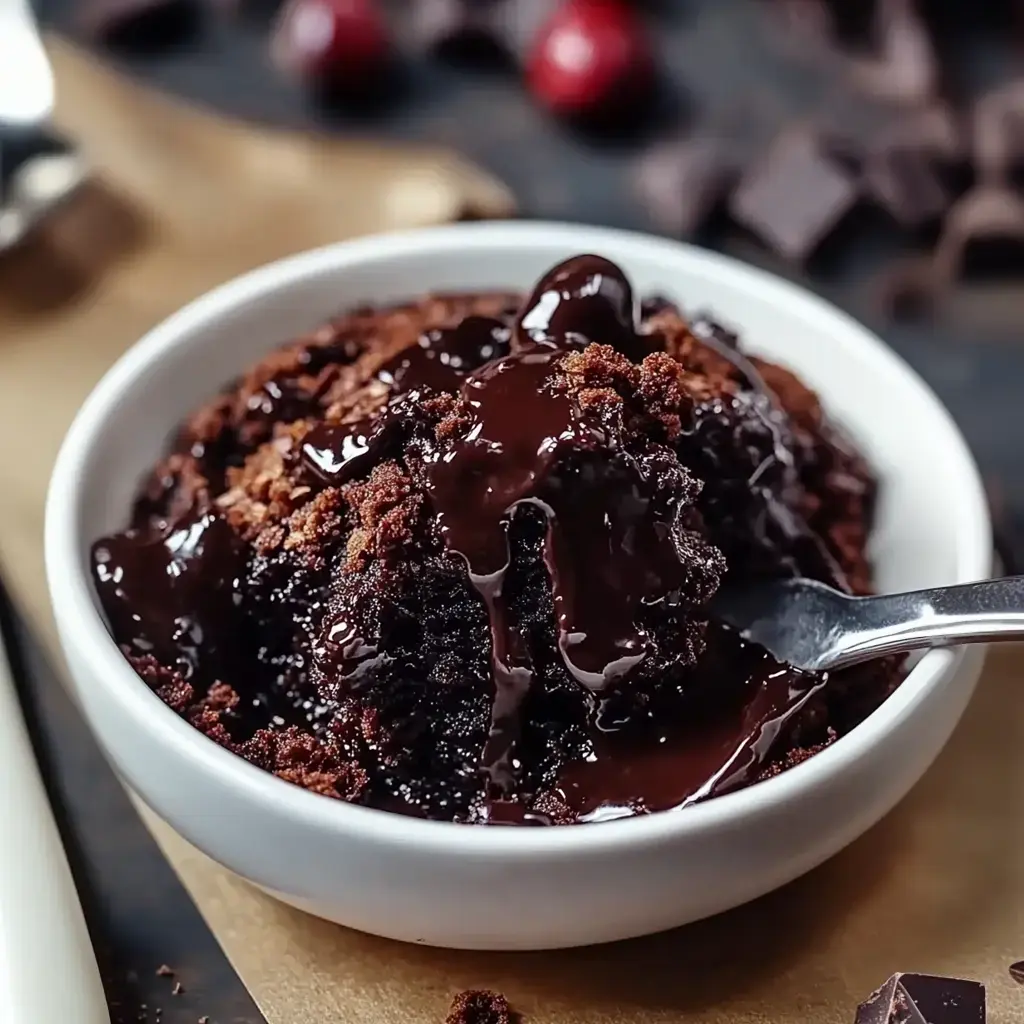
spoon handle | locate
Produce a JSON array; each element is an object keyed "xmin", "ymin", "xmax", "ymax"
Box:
[{"xmin": 831, "ymin": 575, "xmax": 1024, "ymax": 668}]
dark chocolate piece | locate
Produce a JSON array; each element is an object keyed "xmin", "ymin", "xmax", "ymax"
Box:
[
  {"xmin": 729, "ymin": 129, "xmax": 859, "ymax": 263},
  {"xmin": 848, "ymin": 0, "xmax": 938, "ymax": 106},
  {"xmin": 635, "ymin": 136, "xmax": 740, "ymax": 239},
  {"xmin": 78, "ymin": 0, "xmax": 200, "ymax": 48},
  {"xmin": 972, "ymin": 80, "xmax": 1024, "ymax": 184},
  {"xmin": 1010, "ymin": 960, "xmax": 1024, "ymax": 984},
  {"xmin": 854, "ymin": 973, "xmax": 985, "ymax": 1024}
]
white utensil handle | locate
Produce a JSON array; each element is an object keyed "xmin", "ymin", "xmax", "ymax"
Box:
[
  {"xmin": 0, "ymin": 631, "xmax": 108, "ymax": 1024},
  {"xmin": 0, "ymin": 0, "xmax": 54, "ymax": 126}
]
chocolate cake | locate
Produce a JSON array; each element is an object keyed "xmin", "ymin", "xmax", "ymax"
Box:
[{"xmin": 91, "ymin": 254, "xmax": 900, "ymax": 825}]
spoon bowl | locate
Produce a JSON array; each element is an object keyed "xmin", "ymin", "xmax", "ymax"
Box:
[{"xmin": 712, "ymin": 576, "xmax": 1022, "ymax": 673}]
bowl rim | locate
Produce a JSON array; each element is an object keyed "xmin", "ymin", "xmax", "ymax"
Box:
[{"xmin": 45, "ymin": 221, "xmax": 992, "ymax": 858}]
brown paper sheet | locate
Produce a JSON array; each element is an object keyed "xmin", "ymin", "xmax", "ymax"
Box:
[{"xmin": 0, "ymin": 39, "xmax": 1022, "ymax": 1024}]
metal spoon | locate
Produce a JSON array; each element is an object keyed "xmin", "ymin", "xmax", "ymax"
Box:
[{"xmin": 710, "ymin": 575, "xmax": 1024, "ymax": 673}]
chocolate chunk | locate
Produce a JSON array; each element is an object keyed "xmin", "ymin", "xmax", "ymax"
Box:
[
  {"xmin": 78, "ymin": 0, "xmax": 200, "ymax": 48},
  {"xmin": 933, "ymin": 186, "xmax": 1024, "ymax": 282},
  {"xmin": 729, "ymin": 129, "xmax": 859, "ymax": 263},
  {"xmin": 854, "ymin": 973, "xmax": 985, "ymax": 1024},
  {"xmin": 972, "ymin": 79, "xmax": 1024, "ymax": 184},
  {"xmin": 635, "ymin": 136, "xmax": 740, "ymax": 238},
  {"xmin": 1010, "ymin": 960, "xmax": 1024, "ymax": 984},
  {"xmin": 848, "ymin": 0, "xmax": 938, "ymax": 105}
]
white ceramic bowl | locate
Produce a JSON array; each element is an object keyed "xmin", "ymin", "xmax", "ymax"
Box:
[{"xmin": 46, "ymin": 223, "xmax": 991, "ymax": 950}]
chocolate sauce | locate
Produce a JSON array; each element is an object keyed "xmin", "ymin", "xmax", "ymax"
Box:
[
  {"xmin": 92, "ymin": 509, "xmax": 246, "ymax": 683},
  {"xmin": 517, "ymin": 254, "xmax": 651, "ymax": 361},
  {"xmin": 424, "ymin": 257, "xmax": 712, "ymax": 791},
  {"xmin": 376, "ymin": 315, "xmax": 510, "ymax": 394},
  {"xmin": 299, "ymin": 403, "xmax": 410, "ymax": 487},
  {"xmin": 558, "ymin": 629, "xmax": 827, "ymax": 818}
]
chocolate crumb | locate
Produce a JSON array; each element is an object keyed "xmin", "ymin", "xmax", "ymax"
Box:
[
  {"xmin": 155, "ymin": 965, "xmax": 174, "ymax": 977},
  {"xmin": 172, "ymin": 981, "xmax": 185, "ymax": 995},
  {"xmin": 445, "ymin": 989, "xmax": 516, "ymax": 1024},
  {"xmin": 1010, "ymin": 960, "xmax": 1024, "ymax": 984},
  {"xmin": 198, "ymin": 1017, "xmax": 210, "ymax": 1024}
]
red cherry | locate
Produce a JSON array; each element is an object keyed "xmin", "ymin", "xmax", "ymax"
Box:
[
  {"xmin": 271, "ymin": 0, "xmax": 390, "ymax": 89},
  {"xmin": 526, "ymin": 0, "xmax": 653, "ymax": 120}
]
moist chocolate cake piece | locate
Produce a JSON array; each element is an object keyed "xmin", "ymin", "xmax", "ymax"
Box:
[{"xmin": 92, "ymin": 254, "xmax": 899, "ymax": 824}]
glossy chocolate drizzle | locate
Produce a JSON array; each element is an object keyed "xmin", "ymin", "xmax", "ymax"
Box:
[
  {"xmin": 422, "ymin": 256, "xmax": 715, "ymax": 792},
  {"xmin": 376, "ymin": 315, "xmax": 511, "ymax": 395},
  {"xmin": 93, "ymin": 509, "xmax": 246, "ymax": 683}
]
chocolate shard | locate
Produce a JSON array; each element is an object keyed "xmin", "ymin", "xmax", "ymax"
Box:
[
  {"xmin": 854, "ymin": 973, "xmax": 985, "ymax": 1024},
  {"xmin": 847, "ymin": 0, "xmax": 939, "ymax": 106},
  {"xmin": 729, "ymin": 128, "xmax": 859, "ymax": 263},
  {"xmin": 1010, "ymin": 960, "xmax": 1024, "ymax": 985},
  {"xmin": 78, "ymin": 0, "xmax": 201, "ymax": 48},
  {"xmin": 635, "ymin": 136, "xmax": 741, "ymax": 239},
  {"xmin": 972, "ymin": 79, "xmax": 1024, "ymax": 184}
]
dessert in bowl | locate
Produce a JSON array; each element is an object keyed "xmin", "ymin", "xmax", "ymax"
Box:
[{"xmin": 47, "ymin": 223, "xmax": 990, "ymax": 948}]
